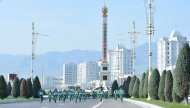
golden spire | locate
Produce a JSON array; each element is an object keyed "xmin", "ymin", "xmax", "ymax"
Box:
[{"xmin": 102, "ymin": 0, "xmax": 108, "ymax": 16}]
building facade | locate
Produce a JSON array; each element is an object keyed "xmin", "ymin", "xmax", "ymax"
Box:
[
  {"xmin": 108, "ymin": 44, "xmax": 132, "ymax": 84},
  {"xmin": 63, "ymin": 63, "xmax": 77, "ymax": 85},
  {"xmin": 157, "ymin": 30, "xmax": 188, "ymax": 74},
  {"xmin": 43, "ymin": 76, "xmax": 63, "ymax": 90},
  {"xmin": 77, "ymin": 61, "xmax": 99, "ymax": 84}
]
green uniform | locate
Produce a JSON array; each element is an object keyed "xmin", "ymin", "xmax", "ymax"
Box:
[
  {"xmin": 105, "ymin": 91, "xmax": 108, "ymax": 99},
  {"xmin": 78, "ymin": 91, "xmax": 82, "ymax": 102},
  {"xmin": 48, "ymin": 90, "xmax": 52, "ymax": 102},
  {"xmin": 114, "ymin": 90, "xmax": 118, "ymax": 100},
  {"xmin": 99, "ymin": 90, "xmax": 104, "ymax": 102},
  {"xmin": 62, "ymin": 90, "xmax": 67, "ymax": 102},
  {"xmin": 53, "ymin": 89, "xmax": 58, "ymax": 103},
  {"xmin": 74, "ymin": 91, "xmax": 79, "ymax": 102},
  {"xmin": 92, "ymin": 91, "xmax": 96, "ymax": 99},
  {"xmin": 58, "ymin": 91, "xmax": 62, "ymax": 101},
  {"xmin": 119, "ymin": 89, "xmax": 124, "ymax": 102},
  {"xmin": 38, "ymin": 90, "xmax": 43, "ymax": 103},
  {"xmin": 82, "ymin": 91, "xmax": 87, "ymax": 101}
]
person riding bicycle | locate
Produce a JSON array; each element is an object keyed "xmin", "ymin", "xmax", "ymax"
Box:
[
  {"xmin": 53, "ymin": 89, "xmax": 58, "ymax": 103},
  {"xmin": 119, "ymin": 86, "xmax": 124, "ymax": 102},
  {"xmin": 38, "ymin": 89, "xmax": 44, "ymax": 103},
  {"xmin": 99, "ymin": 86, "xmax": 104, "ymax": 102},
  {"xmin": 48, "ymin": 90, "xmax": 52, "ymax": 102}
]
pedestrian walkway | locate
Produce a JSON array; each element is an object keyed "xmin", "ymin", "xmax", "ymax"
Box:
[{"xmin": 124, "ymin": 98, "xmax": 163, "ymax": 108}]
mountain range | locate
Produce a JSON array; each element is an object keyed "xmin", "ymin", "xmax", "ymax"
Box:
[{"xmin": 0, "ymin": 42, "xmax": 157, "ymax": 78}]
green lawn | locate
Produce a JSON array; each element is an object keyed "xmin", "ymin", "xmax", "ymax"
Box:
[
  {"xmin": 131, "ymin": 98, "xmax": 190, "ymax": 108},
  {"xmin": 0, "ymin": 97, "xmax": 37, "ymax": 103}
]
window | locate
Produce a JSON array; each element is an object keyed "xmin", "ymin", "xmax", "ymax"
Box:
[
  {"xmin": 103, "ymin": 67, "xmax": 107, "ymax": 71},
  {"xmin": 103, "ymin": 75, "xmax": 107, "ymax": 80}
]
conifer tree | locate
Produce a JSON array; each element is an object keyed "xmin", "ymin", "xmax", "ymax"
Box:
[
  {"xmin": 164, "ymin": 70, "xmax": 173, "ymax": 102},
  {"xmin": 173, "ymin": 43, "xmax": 190, "ymax": 104},
  {"xmin": 122, "ymin": 76, "xmax": 131, "ymax": 97},
  {"xmin": 0, "ymin": 75, "xmax": 8, "ymax": 100},
  {"xmin": 149, "ymin": 68, "xmax": 160, "ymax": 100},
  {"xmin": 139, "ymin": 73, "xmax": 146, "ymax": 98},
  {"xmin": 158, "ymin": 70, "xmax": 166, "ymax": 101},
  {"xmin": 132, "ymin": 78, "xmax": 140, "ymax": 98},
  {"xmin": 11, "ymin": 77, "xmax": 20, "ymax": 98},
  {"xmin": 129, "ymin": 75, "xmax": 137, "ymax": 97}
]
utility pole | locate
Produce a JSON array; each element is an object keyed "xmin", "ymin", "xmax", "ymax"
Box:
[
  {"xmin": 31, "ymin": 22, "xmax": 48, "ymax": 82},
  {"xmin": 144, "ymin": 0, "xmax": 155, "ymax": 100},
  {"xmin": 119, "ymin": 21, "xmax": 139, "ymax": 76},
  {"xmin": 41, "ymin": 65, "xmax": 44, "ymax": 88},
  {"xmin": 128, "ymin": 21, "xmax": 139, "ymax": 76}
]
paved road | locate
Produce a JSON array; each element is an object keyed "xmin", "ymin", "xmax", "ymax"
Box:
[{"xmin": 0, "ymin": 98, "xmax": 143, "ymax": 108}]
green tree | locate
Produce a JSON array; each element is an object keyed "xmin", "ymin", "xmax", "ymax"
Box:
[
  {"xmin": 158, "ymin": 70, "xmax": 166, "ymax": 101},
  {"xmin": 172, "ymin": 90, "xmax": 183, "ymax": 103},
  {"xmin": 19, "ymin": 78, "xmax": 24, "ymax": 96},
  {"xmin": 0, "ymin": 75, "xmax": 8, "ymax": 100},
  {"xmin": 164, "ymin": 70, "xmax": 173, "ymax": 102},
  {"xmin": 26, "ymin": 78, "xmax": 33, "ymax": 98},
  {"xmin": 122, "ymin": 76, "xmax": 131, "ymax": 97},
  {"xmin": 7, "ymin": 82, "xmax": 12, "ymax": 96},
  {"xmin": 132, "ymin": 78, "xmax": 140, "ymax": 98},
  {"xmin": 111, "ymin": 80, "xmax": 118, "ymax": 96},
  {"xmin": 129, "ymin": 75, "xmax": 137, "ymax": 97},
  {"xmin": 19, "ymin": 78, "xmax": 24, "ymax": 85},
  {"xmin": 32, "ymin": 76, "xmax": 41, "ymax": 98},
  {"xmin": 149, "ymin": 68, "xmax": 160, "ymax": 100},
  {"xmin": 143, "ymin": 71, "xmax": 149, "ymax": 98},
  {"xmin": 173, "ymin": 43, "xmax": 190, "ymax": 104},
  {"xmin": 139, "ymin": 73, "xmax": 146, "ymax": 98},
  {"xmin": 20, "ymin": 79, "xmax": 28, "ymax": 98},
  {"xmin": 11, "ymin": 77, "xmax": 20, "ymax": 98}
]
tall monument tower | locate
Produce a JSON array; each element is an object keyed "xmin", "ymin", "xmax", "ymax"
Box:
[{"xmin": 99, "ymin": 1, "xmax": 110, "ymax": 82}]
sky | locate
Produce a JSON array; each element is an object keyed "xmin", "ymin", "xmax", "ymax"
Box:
[{"xmin": 0, "ymin": 0, "xmax": 189, "ymax": 55}]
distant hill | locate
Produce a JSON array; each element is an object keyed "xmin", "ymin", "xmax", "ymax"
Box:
[
  {"xmin": 0, "ymin": 50, "xmax": 101, "ymax": 78},
  {"xmin": 0, "ymin": 42, "xmax": 157, "ymax": 79},
  {"xmin": 135, "ymin": 42, "xmax": 157, "ymax": 77}
]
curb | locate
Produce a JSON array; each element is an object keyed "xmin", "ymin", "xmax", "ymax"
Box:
[{"xmin": 124, "ymin": 98, "xmax": 163, "ymax": 108}]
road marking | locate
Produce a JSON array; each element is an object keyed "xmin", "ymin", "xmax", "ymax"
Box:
[
  {"xmin": 58, "ymin": 103, "xmax": 65, "ymax": 106},
  {"xmin": 92, "ymin": 101, "xmax": 103, "ymax": 108},
  {"xmin": 41, "ymin": 107, "xmax": 48, "ymax": 108}
]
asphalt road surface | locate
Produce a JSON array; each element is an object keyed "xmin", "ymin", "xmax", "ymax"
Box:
[{"xmin": 0, "ymin": 98, "xmax": 144, "ymax": 108}]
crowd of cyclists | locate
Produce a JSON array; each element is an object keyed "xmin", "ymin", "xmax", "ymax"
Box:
[{"xmin": 38, "ymin": 86, "xmax": 124, "ymax": 103}]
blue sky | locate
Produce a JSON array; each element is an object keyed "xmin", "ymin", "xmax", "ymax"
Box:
[{"xmin": 0, "ymin": 0, "xmax": 189, "ymax": 55}]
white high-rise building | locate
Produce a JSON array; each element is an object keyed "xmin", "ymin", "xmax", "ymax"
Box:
[
  {"xmin": 43, "ymin": 76, "xmax": 63, "ymax": 90},
  {"xmin": 63, "ymin": 63, "xmax": 77, "ymax": 85},
  {"xmin": 108, "ymin": 44, "xmax": 132, "ymax": 83},
  {"xmin": 77, "ymin": 61, "xmax": 99, "ymax": 84},
  {"xmin": 157, "ymin": 30, "xmax": 188, "ymax": 74}
]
